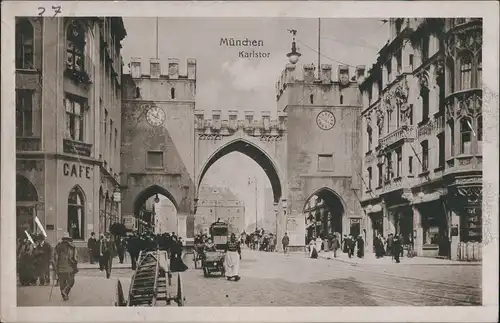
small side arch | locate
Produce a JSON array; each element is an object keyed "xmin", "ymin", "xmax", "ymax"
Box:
[{"xmin": 133, "ymin": 185, "xmax": 179, "ymax": 216}]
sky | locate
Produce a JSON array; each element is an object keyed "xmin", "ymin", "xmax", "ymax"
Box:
[{"xmin": 121, "ymin": 17, "xmax": 389, "ymax": 227}]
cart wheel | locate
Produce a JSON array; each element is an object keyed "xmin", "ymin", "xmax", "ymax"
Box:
[
  {"xmin": 176, "ymin": 273, "xmax": 185, "ymax": 306},
  {"xmin": 114, "ymin": 279, "xmax": 126, "ymax": 307}
]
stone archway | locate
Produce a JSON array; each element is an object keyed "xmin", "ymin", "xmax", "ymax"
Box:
[
  {"xmin": 133, "ymin": 185, "xmax": 179, "ymax": 235},
  {"xmin": 303, "ymin": 187, "xmax": 346, "ymax": 243},
  {"xmin": 16, "ymin": 175, "xmax": 39, "ymax": 237}
]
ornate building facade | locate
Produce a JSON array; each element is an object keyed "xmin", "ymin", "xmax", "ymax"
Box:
[
  {"xmin": 359, "ymin": 18, "xmax": 482, "ymax": 260},
  {"xmin": 15, "ymin": 17, "xmax": 126, "ymax": 258}
]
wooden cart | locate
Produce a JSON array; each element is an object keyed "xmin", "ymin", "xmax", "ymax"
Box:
[{"xmin": 114, "ymin": 249, "xmax": 185, "ymax": 307}]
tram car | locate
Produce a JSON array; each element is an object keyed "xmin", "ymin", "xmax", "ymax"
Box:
[
  {"xmin": 202, "ymin": 221, "xmax": 228, "ymax": 277},
  {"xmin": 114, "ymin": 249, "xmax": 185, "ymax": 306}
]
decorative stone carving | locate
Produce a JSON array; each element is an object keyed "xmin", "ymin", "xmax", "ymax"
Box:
[
  {"xmin": 445, "ymin": 100, "xmax": 455, "ymax": 121},
  {"xmin": 457, "ymin": 186, "xmax": 482, "ymax": 204},
  {"xmin": 376, "ymin": 107, "xmax": 384, "ymax": 130},
  {"xmin": 434, "ymin": 58, "xmax": 444, "ymax": 80},
  {"xmin": 384, "ymin": 92, "xmax": 394, "ymax": 112},
  {"xmin": 418, "ymin": 70, "xmax": 429, "ymax": 89},
  {"xmin": 455, "ymin": 177, "xmax": 481, "ymax": 185},
  {"xmin": 198, "ymin": 134, "xmax": 222, "ymax": 141}
]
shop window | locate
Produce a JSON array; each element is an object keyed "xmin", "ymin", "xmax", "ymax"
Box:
[
  {"xmin": 68, "ymin": 186, "xmax": 85, "ymax": 240},
  {"xmin": 16, "ymin": 89, "xmax": 34, "ymax": 137},
  {"xmin": 438, "ymin": 132, "xmax": 445, "ymax": 168},
  {"xmin": 367, "ymin": 167, "xmax": 372, "ymax": 190},
  {"xmin": 420, "ymin": 86, "xmax": 429, "ymax": 122},
  {"xmin": 66, "ymin": 21, "xmax": 85, "ymax": 72},
  {"xmin": 421, "ymin": 140, "xmax": 429, "ymax": 172},
  {"xmin": 422, "ymin": 214, "xmax": 441, "ymax": 245},
  {"xmin": 408, "ymin": 156, "xmax": 413, "ymax": 174},
  {"xmin": 15, "ymin": 19, "xmax": 34, "ymax": 69},
  {"xmin": 396, "ymin": 148, "xmax": 402, "ymax": 177},
  {"xmin": 459, "ymin": 53, "xmax": 472, "ymax": 90},
  {"xmin": 460, "ymin": 117, "xmax": 472, "ymax": 154},
  {"xmin": 147, "ymin": 151, "xmax": 164, "ymax": 168},
  {"xmin": 460, "ymin": 206, "xmax": 482, "ymax": 242},
  {"xmin": 64, "ymin": 96, "xmax": 86, "ymax": 142},
  {"xmin": 16, "ymin": 175, "xmax": 38, "ymax": 237}
]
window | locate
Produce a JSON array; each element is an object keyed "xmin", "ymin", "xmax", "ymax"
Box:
[
  {"xmin": 385, "ymin": 153, "xmax": 393, "ymax": 181},
  {"xmin": 408, "ymin": 156, "xmax": 413, "ymax": 174},
  {"xmin": 66, "ymin": 21, "xmax": 85, "ymax": 72},
  {"xmin": 367, "ymin": 167, "xmax": 372, "ymax": 190},
  {"xmin": 448, "ymin": 120, "xmax": 455, "ymax": 156},
  {"xmin": 446, "ymin": 58, "xmax": 455, "ymax": 94},
  {"xmin": 421, "ymin": 35, "xmax": 429, "ymax": 62},
  {"xmin": 460, "ymin": 118, "xmax": 472, "ymax": 154},
  {"xmin": 367, "ymin": 127, "xmax": 373, "ymax": 151},
  {"xmin": 65, "ymin": 96, "xmax": 85, "ymax": 141},
  {"xmin": 421, "ymin": 140, "xmax": 429, "ymax": 172},
  {"xmin": 396, "ymin": 50, "xmax": 402, "ymax": 75},
  {"xmin": 171, "ymin": 87, "xmax": 175, "ymax": 100},
  {"xmin": 114, "ymin": 128, "xmax": 118, "ymax": 151},
  {"xmin": 309, "ymin": 94, "xmax": 314, "ymax": 104},
  {"xmin": 408, "ymin": 104, "xmax": 414, "ymax": 125},
  {"xmin": 409, "ymin": 54, "xmax": 414, "ymax": 71},
  {"xmin": 477, "ymin": 115, "xmax": 482, "ymax": 142},
  {"xmin": 476, "ymin": 53, "xmax": 482, "ymax": 88},
  {"xmin": 421, "ymin": 87, "xmax": 429, "ymax": 122},
  {"xmin": 16, "ymin": 90, "xmax": 33, "ymax": 137},
  {"xmin": 377, "ymin": 164, "xmax": 383, "ymax": 187},
  {"xmin": 386, "ymin": 61, "xmax": 392, "ymax": 83},
  {"xmin": 318, "ymin": 154, "xmax": 334, "ymax": 171},
  {"xmin": 396, "ymin": 148, "xmax": 402, "ymax": 177},
  {"xmin": 378, "ymin": 124, "xmax": 382, "ymax": 137},
  {"xmin": 340, "ymin": 95, "xmax": 344, "ymax": 105},
  {"xmin": 135, "ymin": 87, "xmax": 141, "ymax": 98},
  {"xmin": 460, "ymin": 54, "xmax": 472, "ymax": 90},
  {"xmin": 15, "ymin": 19, "xmax": 34, "ymax": 69},
  {"xmin": 68, "ymin": 186, "xmax": 85, "ymax": 240},
  {"xmin": 438, "ymin": 132, "xmax": 445, "ymax": 168},
  {"xmin": 387, "ymin": 110, "xmax": 392, "ymax": 133},
  {"xmin": 147, "ymin": 151, "xmax": 164, "ymax": 168}
]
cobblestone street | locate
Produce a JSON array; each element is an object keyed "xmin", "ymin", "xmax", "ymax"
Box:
[{"xmin": 18, "ymin": 248, "xmax": 481, "ymax": 306}]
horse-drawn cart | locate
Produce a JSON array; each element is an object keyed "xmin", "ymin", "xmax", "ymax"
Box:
[{"xmin": 114, "ymin": 249, "xmax": 185, "ymax": 306}]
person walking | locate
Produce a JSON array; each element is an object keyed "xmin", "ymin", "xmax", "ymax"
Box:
[
  {"xmin": 100, "ymin": 232, "xmax": 114, "ymax": 279},
  {"xmin": 126, "ymin": 232, "xmax": 140, "ymax": 270},
  {"xmin": 386, "ymin": 233, "xmax": 394, "ymax": 258},
  {"xmin": 356, "ymin": 235, "xmax": 365, "ymax": 258},
  {"xmin": 87, "ymin": 232, "xmax": 98, "ymax": 264},
  {"xmin": 33, "ymin": 234, "xmax": 52, "ymax": 286},
  {"xmin": 53, "ymin": 232, "xmax": 78, "ymax": 301},
  {"xmin": 344, "ymin": 235, "xmax": 352, "ymax": 258},
  {"xmin": 281, "ymin": 232, "xmax": 290, "ymax": 256},
  {"xmin": 225, "ymin": 233, "xmax": 241, "ymax": 281},
  {"xmin": 392, "ymin": 234, "xmax": 402, "ymax": 263},
  {"xmin": 331, "ymin": 235, "xmax": 340, "ymax": 258},
  {"xmin": 115, "ymin": 236, "xmax": 125, "ymax": 264},
  {"xmin": 315, "ymin": 235, "xmax": 323, "ymax": 253},
  {"xmin": 348, "ymin": 234, "xmax": 356, "ymax": 258}
]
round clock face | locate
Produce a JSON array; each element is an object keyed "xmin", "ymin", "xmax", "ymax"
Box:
[
  {"xmin": 316, "ymin": 110, "xmax": 336, "ymax": 130},
  {"xmin": 146, "ymin": 107, "xmax": 166, "ymax": 126}
]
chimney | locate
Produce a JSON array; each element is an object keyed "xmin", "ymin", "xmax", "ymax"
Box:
[
  {"xmin": 150, "ymin": 58, "xmax": 160, "ymax": 79},
  {"xmin": 338, "ymin": 65, "xmax": 350, "ymax": 86},
  {"xmin": 187, "ymin": 59, "xmax": 196, "ymax": 79},
  {"xmin": 168, "ymin": 58, "xmax": 179, "ymax": 79},
  {"xmin": 355, "ymin": 65, "xmax": 366, "ymax": 85},
  {"xmin": 130, "ymin": 57, "xmax": 141, "ymax": 78},
  {"xmin": 320, "ymin": 64, "xmax": 332, "ymax": 84},
  {"xmin": 303, "ymin": 64, "xmax": 315, "ymax": 83}
]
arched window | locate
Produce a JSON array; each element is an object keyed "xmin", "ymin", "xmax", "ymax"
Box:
[
  {"xmin": 309, "ymin": 94, "xmax": 314, "ymax": 104},
  {"xmin": 16, "ymin": 175, "xmax": 38, "ymax": 236},
  {"xmin": 66, "ymin": 21, "xmax": 85, "ymax": 72},
  {"xmin": 68, "ymin": 186, "xmax": 85, "ymax": 240},
  {"xmin": 446, "ymin": 57, "xmax": 455, "ymax": 94},
  {"xmin": 460, "ymin": 117, "xmax": 472, "ymax": 154},
  {"xmin": 447, "ymin": 120, "xmax": 455, "ymax": 157},
  {"xmin": 420, "ymin": 86, "xmax": 430, "ymax": 122},
  {"xmin": 16, "ymin": 19, "xmax": 34, "ymax": 69},
  {"xmin": 476, "ymin": 52, "xmax": 482, "ymax": 88},
  {"xmin": 459, "ymin": 53, "xmax": 472, "ymax": 90},
  {"xmin": 367, "ymin": 126, "xmax": 373, "ymax": 151},
  {"xmin": 171, "ymin": 87, "xmax": 176, "ymax": 99}
]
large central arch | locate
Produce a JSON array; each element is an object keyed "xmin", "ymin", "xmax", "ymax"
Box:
[{"xmin": 196, "ymin": 138, "xmax": 283, "ymax": 204}]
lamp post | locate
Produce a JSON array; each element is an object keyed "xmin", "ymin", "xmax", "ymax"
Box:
[
  {"xmin": 273, "ymin": 202, "xmax": 278, "ymax": 236},
  {"xmin": 286, "ymin": 29, "xmax": 301, "ymax": 64},
  {"xmin": 281, "ymin": 199, "xmax": 287, "ymax": 234}
]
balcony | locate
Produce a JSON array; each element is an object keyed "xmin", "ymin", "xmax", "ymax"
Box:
[
  {"xmin": 63, "ymin": 139, "xmax": 92, "ymax": 157},
  {"xmin": 417, "ymin": 115, "xmax": 444, "ymax": 139},
  {"xmin": 378, "ymin": 125, "xmax": 416, "ymax": 148},
  {"xmin": 380, "ymin": 176, "xmax": 410, "ymax": 195},
  {"xmin": 16, "ymin": 137, "xmax": 41, "ymax": 151}
]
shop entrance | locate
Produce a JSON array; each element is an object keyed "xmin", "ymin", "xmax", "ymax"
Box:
[
  {"xmin": 16, "ymin": 175, "xmax": 38, "ymax": 238},
  {"xmin": 370, "ymin": 212, "xmax": 383, "ymax": 248},
  {"xmin": 418, "ymin": 200, "xmax": 449, "ymax": 258},
  {"xmin": 350, "ymin": 218, "xmax": 361, "ymax": 237},
  {"xmin": 396, "ymin": 208, "xmax": 414, "ymax": 247}
]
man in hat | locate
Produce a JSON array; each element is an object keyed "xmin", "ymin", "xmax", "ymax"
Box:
[
  {"xmin": 53, "ymin": 232, "xmax": 78, "ymax": 301},
  {"xmin": 33, "ymin": 234, "xmax": 52, "ymax": 285},
  {"xmin": 100, "ymin": 232, "xmax": 115, "ymax": 279}
]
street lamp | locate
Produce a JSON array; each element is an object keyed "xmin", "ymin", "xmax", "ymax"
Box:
[
  {"xmin": 154, "ymin": 193, "xmax": 160, "ymax": 204},
  {"xmin": 273, "ymin": 202, "xmax": 279, "ymax": 235},
  {"xmin": 286, "ymin": 29, "xmax": 301, "ymax": 64}
]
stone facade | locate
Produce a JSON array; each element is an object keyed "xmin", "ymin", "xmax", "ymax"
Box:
[
  {"xmin": 15, "ymin": 17, "xmax": 126, "ymax": 259},
  {"xmin": 359, "ymin": 18, "xmax": 483, "ymax": 260}
]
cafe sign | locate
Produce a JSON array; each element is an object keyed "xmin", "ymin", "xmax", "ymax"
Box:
[{"xmin": 63, "ymin": 162, "xmax": 92, "ymax": 179}]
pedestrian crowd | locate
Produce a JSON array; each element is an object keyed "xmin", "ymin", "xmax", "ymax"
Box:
[
  {"xmin": 306, "ymin": 233, "xmax": 365, "ymax": 259},
  {"xmin": 242, "ymin": 228, "xmax": 277, "ymax": 252},
  {"xmin": 373, "ymin": 233, "xmax": 404, "ymax": 263}
]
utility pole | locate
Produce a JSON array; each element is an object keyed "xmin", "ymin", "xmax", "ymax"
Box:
[
  {"xmin": 254, "ymin": 176, "xmax": 258, "ymax": 231},
  {"xmin": 318, "ymin": 17, "xmax": 321, "ymax": 79},
  {"xmin": 156, "ymin": 17, "xmax": 159, "ymax": 59}
]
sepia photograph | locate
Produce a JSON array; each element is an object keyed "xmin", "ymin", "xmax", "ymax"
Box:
[{"xmin": 1, "ymin": 1, "xmax": 498, "ymax": 322}]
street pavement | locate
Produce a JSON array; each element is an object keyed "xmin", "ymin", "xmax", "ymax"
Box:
[{"xmin": 17, "ymin": 248, "xmax": 481, "ymax": 306}]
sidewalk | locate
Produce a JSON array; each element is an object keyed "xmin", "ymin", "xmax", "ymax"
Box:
[
  {"xmin": 79, "ymin": 256, "xmax": 132, "ymax": 270},
  {"xmin": 288, "ymin": 250, "xmax": 480, "ymax": 266}
]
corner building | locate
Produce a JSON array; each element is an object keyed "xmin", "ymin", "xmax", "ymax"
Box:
[
  {"xmin": 359, "ymin": 18, "xmax": 482, "ymax": 260},
  {"xmin": 15, "ymin": 17, "xmax": 126, "ymax": 258}
]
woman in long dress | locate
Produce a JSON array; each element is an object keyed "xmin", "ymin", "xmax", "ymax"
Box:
[
  {"xmin": 225, "ymin": 234, "xmax": 241, "ymax": 281},
  {"xmin": 309, "ymin": 238, "xmax": 318, "ymax": 258}
]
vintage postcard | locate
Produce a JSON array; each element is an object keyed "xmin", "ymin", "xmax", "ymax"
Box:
[{"xmin": 1, "ymin": 1, "xmax": 498, "ymax": 322}]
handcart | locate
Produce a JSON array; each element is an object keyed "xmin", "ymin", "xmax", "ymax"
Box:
[{"xmin": 114, "ymin": 249, "xmax": 185, "ymax": 307}]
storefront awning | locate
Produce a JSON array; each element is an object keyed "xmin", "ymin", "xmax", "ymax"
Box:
[{"xmin": 413, "ymin": 191, "xmax": 443, "ymax": 205}]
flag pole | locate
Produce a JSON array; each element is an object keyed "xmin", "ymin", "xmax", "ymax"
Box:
[{"xmin": 156, "ymin": 17, "xmax": 159, "ymax": 59}]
